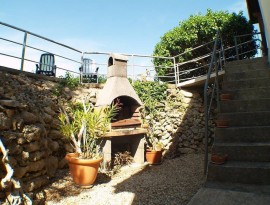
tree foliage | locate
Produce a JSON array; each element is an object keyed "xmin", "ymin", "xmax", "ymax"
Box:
[{"xmin": 153, "ymin": 9, "xmax": 256, "ymax": 81}]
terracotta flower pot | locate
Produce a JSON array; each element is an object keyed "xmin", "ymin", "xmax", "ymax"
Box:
[
  {"xmin": 211, "ymin": 153, "xmax": 228, "ymax": 165},
  {"xmin": 65, "ymin": 153, "xmax": 103, "ymax": 186},
  {"xmin": 220, "ymin": 93, "xmax": 232, "ymax": 101},
  {"xmin": 145, "ymin": 149, "xmax": 162, "ymax": 165},
  {"xmin": 215, "ymin": 119, "xmax": 229, "ymax": 128}
]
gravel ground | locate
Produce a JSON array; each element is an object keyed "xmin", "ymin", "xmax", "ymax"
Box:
[{"xmin": 41, "ymin": 153, "xmax": 205, "ymax": 205}]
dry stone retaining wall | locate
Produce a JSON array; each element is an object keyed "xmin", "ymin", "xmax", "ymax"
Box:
[{"xmin": 0, "ymin": 71, "xmax": 99, "ymax": 200}]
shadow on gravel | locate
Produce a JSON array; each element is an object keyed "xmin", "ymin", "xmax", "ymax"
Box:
[
  {"xmin": 34, "ymin": 169, "xmax": 112, "ymax": 202},
  {"xmin": 114, "ymin": 153, "xmax": 205, "ymax": 205}
]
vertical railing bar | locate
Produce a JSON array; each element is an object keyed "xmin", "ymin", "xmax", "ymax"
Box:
[
  {"xmin": 20, "ymin": 32, "xmax": 28, "ymax": 71},
  {"xmin": 173, "ymin": 57, "xmax": 177, "ymax": 85},
  {"xmin": 234, "ymin": 36, "xmax": 239, "ymax": 60},
  {"xmin": 204, "ymin": 29, "xmax": 220, "ymax": 175}
]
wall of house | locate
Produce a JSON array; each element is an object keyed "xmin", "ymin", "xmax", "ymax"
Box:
[{"xmin": 259, "ymin": 0, "xmax": 270, "ymax": 62}]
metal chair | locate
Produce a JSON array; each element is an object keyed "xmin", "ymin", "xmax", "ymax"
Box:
[
  {"xmin": 36, "ymin": 53, "xmax": 56, "ymax": 77},
  {"xmin": 79, "ymin": 58, "xmax": 99, "ymax": 83}
]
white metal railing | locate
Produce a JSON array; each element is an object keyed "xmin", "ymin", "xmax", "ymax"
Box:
[
  {"xmin": 0, "ymin": 21, "xmax": 264, "ymax": 86},
  {"xmin": 0, "ymin": 21, "xmax": 175, "ymax": 83}
]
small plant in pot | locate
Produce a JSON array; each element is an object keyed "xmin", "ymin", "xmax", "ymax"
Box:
[
  {"xmin": 59, "ymin": 100, "xmax": 117, "ymax": 187},
  {"xmin": 145, "ymin": 134, "xmax": 164, "ymax": 165},
  {"xmin": 211, "ymin": 150, "xmax": 228, "ymax": 165}
]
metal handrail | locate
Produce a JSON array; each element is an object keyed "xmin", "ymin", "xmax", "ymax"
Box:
[
  {"xmin": 0, "ymin": 21, "xmax": 82, "ymax": 53},
  {"xmin": 203, "ymin": 30, "xmax": 224, "ymax": 175},
  {"xmin": 0, "ymin": 21, "xmax": 82, "ymax": 75}
]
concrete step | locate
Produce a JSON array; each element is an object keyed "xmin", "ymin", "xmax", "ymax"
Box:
[
  {"xmin": 223, "ymin": 69, "xmax": 270, "ymax": 81},
  {"xmin": 205, "ymin": 181, "xmax": 270, "ymax": 195},
  {"xmin": 233, "ymin": 87, "xmax": 270, "ymax": 100},
  {"xmin": 217, "ymin": 111, "xmax": 270, "ymax": 126},
  {"xmin": 225, "ymin": 57, "xmax": 268, "ymax": 71},
  {"xmin": 222, "ymin": 78, "xmax": 270, "ymax": 90},
  {"xmin": 188, "ymin": 186, "xmax": 270, "ymax": 205},
  {"xmin": 220, "ymin": 99, "xmax": 270, "ymax": 113},
  {"xmin": 207, "ymin": 161, "xmax": 270, "ymax": 185},
  {"xmin": 213, "ymin": 142, "xmax": 270, "ymax": 162},
  {"xmin": 215, "ymin": 126, "xmax": 270, "ymax": 143}
]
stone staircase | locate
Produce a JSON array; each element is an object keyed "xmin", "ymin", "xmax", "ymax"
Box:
[
  {"xmin": 208, "ymin": 57, "xmax": 270, "ymax": 186},
  {"xmin": 188, "ymin": 57, "xmax": 270, "ymax": 205}
]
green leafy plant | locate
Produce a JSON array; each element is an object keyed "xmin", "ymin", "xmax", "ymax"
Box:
[
  {"xmin": 59, "ymin": 101, "xmax": 118, "ymax": 159},
  {"xmin": 153, "ymin": 9, "xmax": 256, "ymax": 81},
  {"xmin": 52, "ymin": 72, "xmax": 80, "ymax": 96},
  {"xmin": 98, "ymin": 75, "xmax": 107, "ymax": 84},
  {"xmin": 133, "ymin": 81, "xmax": 167, "ymax": 114}
]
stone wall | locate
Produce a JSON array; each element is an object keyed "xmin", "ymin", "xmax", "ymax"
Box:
[
  {"xmin": 144, "ymin": 88, "xmax": 215, "ymax": 159},
  {"xmin": 0, "ymin": 71, "xmax": 99, "ymax": 199}
]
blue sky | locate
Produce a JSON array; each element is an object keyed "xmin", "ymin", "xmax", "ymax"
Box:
[{"xmin": 0, "ymin": 0, "xmax": 250, "ymax": 77}]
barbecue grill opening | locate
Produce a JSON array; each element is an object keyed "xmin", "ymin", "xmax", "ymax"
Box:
[{"xmin": 111, "ymin": 96, "xmax": 142, "ymax": 129}]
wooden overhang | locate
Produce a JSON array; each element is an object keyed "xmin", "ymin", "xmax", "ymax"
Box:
[{"xmin": 246, "ymin": 0, "xmax": 261, "ymax": 23}]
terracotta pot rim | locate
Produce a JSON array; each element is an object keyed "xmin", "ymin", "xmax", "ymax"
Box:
[
  {"xmin": 65, "ymin": 153, "xmax": 103, "ymax": 165},
  {"xmin": 146, "ymin": 149, "xmax": 163, "ymax": 153}
]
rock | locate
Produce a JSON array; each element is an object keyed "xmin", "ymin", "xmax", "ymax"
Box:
[
  {"xmin": 21, "ymin": 111, "xmax": 39, "ymax": 124},
  {"xmin": 28, "ymin": 159, "xmax": 45, "ymax": 172},
  {"xmin": 165, "ymin": 125, "xmax": 173, "ymax": 132},
  {"xmin": 49, "ymin": 130, "xmax": 64, "ymax": 140},
  {"xmin": 48, "ymin": 139, "xmax": 59, "ymax": 152},
  {"xmin": 58, "ymin": 157, "xmax": 68, "ymax": 169},
  {"xmin": 14, "ymin": 166, "xmax": 28, "ymax": 178},
  {"xmin": 50, "ymin": 119, "xmax": 60, "ymax": 129},
  {"xmin": 46, "ymin": 156, "xmax": 58, "ymax": 177},
  {"xmin": 9, "ymin": 156, "xmax": 18, "ymax": 167},
  {"xmin": 42, "ymin": 112, "xmax": 53, "ymax": 123},
  {"xmin": 5, "ymin": 109, "xmax": 15, "ymax": 118},
  {"xmin": 0, "ymin": 113, "xmax": 11, "ymax": 130},
  {"xmin": 161, "ymin": 133, "xmax": 171, "ymax": 140},
  {"xmin": 29, "ymin": 151, "xmax": 45, "ymax": 162},
  {"xmin": 23, "ymin": 125, "xmax": 42, "ymax": 142},
  {"xmin": 22, "ymin": 151, "xmax": 30, "ymax": 160},
  {"xmin": 23, "ymin": 141, "xmax": 40, "ymax": 152},
  {"xmin": 23, "ymin": 176, "xmax": 49, "ymax": 192},
  {"xmin": 44, "ymin": 107, "xmax": 56, "ymax": 116},
  {"xmin": 0, "ymin": 100, "xmax": 21, "ymax": 108},
  {"xmin": 179, "ymin": 90, "xmax": 193, "ymax": 98},
  {"xmin": 7, "ymin": 142, "xmax": 23, "ymax": 155}
]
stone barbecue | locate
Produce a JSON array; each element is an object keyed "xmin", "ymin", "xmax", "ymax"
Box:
[{"xmin": 96, "ymin": 53, "xmax": 147, "ymax": 168}]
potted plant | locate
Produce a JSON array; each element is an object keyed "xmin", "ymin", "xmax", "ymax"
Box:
[
  {"xmin": 145, "ymin": 133, "xmax": 164, "ymax": 165},
  {"xmin": 211, "ymin": 152, "xmax": 228, "ymax": 165},
  {"xmin": 220, "ymin": 93, "xmax": 232, "ymax": 101},
  {"xmin": 214, "ymin": 118, "xmax": 229, "ymax": 128},
  {"xmin": 59, "ymin": 100, "xmax": 117, "ymax": 187}
]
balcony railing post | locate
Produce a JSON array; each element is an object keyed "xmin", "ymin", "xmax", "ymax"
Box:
[
  {"xmin": 20, "ymin": 32, "xmax": 28, "ymax": 71},
  {"xmin": 234, "ymin": 36, "xmax": 239, "ymax": 60}
]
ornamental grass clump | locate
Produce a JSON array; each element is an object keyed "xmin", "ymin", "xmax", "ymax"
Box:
[{"xmin": 59, "ymin": 100, "xmax": 118, "ymax": 159}]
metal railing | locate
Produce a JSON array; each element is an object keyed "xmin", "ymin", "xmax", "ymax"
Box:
[
  {"xmin": 234, "ymin": 32, "xmax": 262, "ymax": 60},
  {"xmin": 0, "ymin": 21, "xmax": 82, "ymax": 76},
  {"xmin": 82, "ymin": 52, "xmax": 175, "ymax": 83},
  {"xmin": 0, "ymin": 21, "xmax": 264, "ymax": 86},
  {"xmin": 203, "ymin": 30, "xmax": 224, "ymax": 175},
  {"xmin": 0, "ymin": 21, "xmax": 176, "ymax": 83},
  {"xmin": 173, "ymin": 32, "xmax": 263, "ymax": 85}
]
